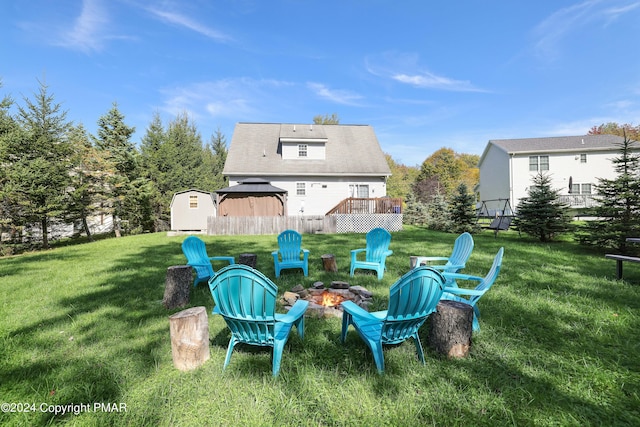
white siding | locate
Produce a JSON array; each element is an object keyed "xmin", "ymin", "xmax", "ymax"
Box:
[
  {"xmin": 510, "ymin": 150, "xmax": 618, "ymax": 208},
  {"xmin": 281, "ymin": 142, "xmax": 326, "ymax": 160},
  {"xmin": 478, "ymin": 145, "xmax": 510, "ymax": 212},
  {"xmin": 229, "ymin": 176, "xmax": 387, "ymax": 216}
]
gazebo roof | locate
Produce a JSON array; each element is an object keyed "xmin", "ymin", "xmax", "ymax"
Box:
[{"xmin": 216, "ymin": 178, "xmax": 287, "ymax": 194}]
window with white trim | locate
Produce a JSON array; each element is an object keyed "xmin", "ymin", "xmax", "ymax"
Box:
[
  {"xmin": 529, "ymin": 155, "xmax": 549, "ymax": 171},
  {"xmin": 349, "ymin": 184, "xmax": 369, "ymax": 198},
  {"xmin": 298, "ymin": 144, "xmax": 308, "ymax": 157},
  {"xmin": 580, "ymin": 153, "xmax": 587, "ymax": 163},
  {"xmin": 296, "ymin": 182, "xmax": 306, "ymax": 196},
  {"xmin": 189, "ymin": 195, "xmax": 198, "ymax": 209}
]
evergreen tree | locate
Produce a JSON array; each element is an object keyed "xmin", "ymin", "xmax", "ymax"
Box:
[
  {"xmin": 426, "ymin": 193, "xmax": 451, "ymax": 232},
  {"xmin": 0, "ymin": 82, "xmax": 21, "ymax": 245},
  {"xmin": 5, "ymin": 80, "xmax": 73, "ymax": 248},
  {"xmin": 93, "ymin": 102, "xmax": 151, "ymax": 235},
  {"xmin": 164, "ymin": 112, "xmax": 204, "ymax": 190},
  {"xmin": 139, "ymin": 113, "xmax": 168, "ymax": 230},
  {"xmin": 65, "ymin": 124, "xmax": 113, "ymax": 240},
  {"xmin": 403, "ymin": 192, "xmax": 428, "ymax": 225},
  {"xmin": 579, "ymin": 133, "xmax": 640, "ymax": 253},
  {"xmin": 200, "ymin": 127, "xmax": 228, "ymax": 191},
  {"xmin": 514, "ymin": 172, "xmax": 573, "ymax": 242},
  {"xmin": 449, "ymin": 183, "xmax": 480, "ymax": 234}
]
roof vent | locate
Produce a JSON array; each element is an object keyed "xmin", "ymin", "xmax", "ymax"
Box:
[
  {"xmin": 581, "ymin": 138, "xmax": 584, "ymax": 144},
  {"xmin": 310, "ymin": 124, "xmax": 313, "ymax": 131},
  {"xmin": 293, "ymin": 125, "xmax": 296, "ymax": 132}
]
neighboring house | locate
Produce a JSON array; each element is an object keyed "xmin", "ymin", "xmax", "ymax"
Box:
[
  {"xmin": 477, "ymin": 134, "xmax": 631, "ymax": 213},
  {"xmin": 223, "ymin": 123, "xmax": 392, "ymax": 216},
  {"xmin": 170, "ymin": 189, "xmax": 215, "ymax": 232}
]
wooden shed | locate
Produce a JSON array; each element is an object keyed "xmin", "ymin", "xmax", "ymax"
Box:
[
  {"xmin": 216, "ymin": 178, "xmax": 287, "ymax": 217},
  {"xmin": 170, "ymin": 189, "xmax": 216, "ymax": 232}
]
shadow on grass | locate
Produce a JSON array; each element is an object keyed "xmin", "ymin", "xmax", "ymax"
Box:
[{"xmin": 1, "ymin": 228, "xmax": 639, "ymax": 425}]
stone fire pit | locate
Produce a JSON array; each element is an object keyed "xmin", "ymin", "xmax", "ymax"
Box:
[{"xmin": 281, "ymin": 281, "xmax": 373, "ymax": 319}]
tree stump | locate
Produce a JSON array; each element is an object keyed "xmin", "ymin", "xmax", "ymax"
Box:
[
  {"xmin": 163, "ymin": 265, "xmax": 192, "ymax": 309},
  {"xmin": 321, "ymin": 254, "xmax": 338, "ymax": 272},
  {"xmin": 169, "ymin": 306, "xmax": 210, "ymax": 371},
  {"xmin": 427, "ymin": 300, "xmax": 473, "ymax": 358},
  {"xmin": 238, "ymin": 253, "xmax": 257, "ymax": 268}
]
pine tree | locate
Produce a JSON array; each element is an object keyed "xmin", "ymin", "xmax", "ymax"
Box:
[
  {"xmin": 65, "ymin": 124, "xmax": 113, "ymax": 240},
  {"xmin": 449, "ymin": 183, "xmax": 479, "ymax": 234},
  {"xmin": 6, "ymin": 80, "xmax": 73, "ymax": 248},
  {"xmin": 200, "ymin": 127, "xmax": 228, "ymax": 191},
  {"xmin": 579, "ymin": 133, "xmax": 640, "ymax": 253},
  {"xmin": 403, "ymin": 192, "xmax": 428, "ymax": 225},
  {"xmin": 427, "ymin": 193, "xmax": 451, "ymax": 232},
  {"xmin": 514, "ymin": 172, "xmax": 573, "ymax": 242},
  {"xmin": 93, "ymin": 102, "xmax": 150, "ymax": 235}
]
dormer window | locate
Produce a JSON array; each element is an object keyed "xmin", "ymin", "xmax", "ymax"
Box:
[{"xmin": 298, "ymin": 144, "xmax": 308, "ymax": 157}]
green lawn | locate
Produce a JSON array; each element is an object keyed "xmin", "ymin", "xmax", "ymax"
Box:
[{"xmin": 0, "ymin": 227, "xmax": 638, "ymax": 426}]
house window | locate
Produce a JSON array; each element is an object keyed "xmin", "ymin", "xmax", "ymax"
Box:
[
  {"xmin": 539, "ymin": 156, "xmax": 549, "ymax": 171},
  {"xmin": 189, "ymin": 195, "xmax": 198, "ymax": 209},
  {"xmin": 349, "ymin": 184, "xmax": 369, "ymax": 198},
  {"xmin": 529, "ymin": 155, "xmax": 549, "ymax": 171},
  {"xmin": 571, "ymin": 183, "xmax": 592, "ymax": 194},
  {"xmin": 296, "ymin": 182, "xmax": 306, "ymax": 196},
  {"xmin": 298, "ymin": 144, "xmax": 308, "ymax": 157},
  {"xmin": 580, "ymin": 153, "xmax": 587, "ymax": 163}
]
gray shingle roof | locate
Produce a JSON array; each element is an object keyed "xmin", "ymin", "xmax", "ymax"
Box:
[
  {"xmin": 489, "ymin": 134, "xmax": 625, "ymax": 154},
  {"xmin": 223, "ymin": 123, "xmax": 391, "ymax": 176}
]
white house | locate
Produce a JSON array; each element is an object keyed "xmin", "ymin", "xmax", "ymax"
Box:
[
  {"xmin": 223, "ymin": 123, "xmax": 392, "ymax": 216},
  {"xmin": 477, "ymin": 134, "xmax": 633, "ymax": 214}
]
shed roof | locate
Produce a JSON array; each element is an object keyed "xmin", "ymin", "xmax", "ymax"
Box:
[{"xmin": 223, "ymin": 123, "xmax": 391, "ymax": 177}]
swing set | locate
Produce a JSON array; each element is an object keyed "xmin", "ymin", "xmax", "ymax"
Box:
[{"xmin": 476, "ymin": 198, "xmax": 515, "ymax": 236}]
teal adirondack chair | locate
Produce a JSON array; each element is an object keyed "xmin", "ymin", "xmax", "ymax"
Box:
[
  {"xmin": 181, "ymin": 236, "xmax": 235, "ymax": 287},
  {"xmin": 340, "ymin": 266, "xmax": 446, "ymax": 373},
  {"xmin": 272, "ymin": 230, "xmax": 309, "ymax": 278},
  {"xmin": 208, "ymin": 264, "xmax": 309, "ymax": 376},
  {"xmin": 411, "ymin": 232, "xmax": 474, "ymax": 277},
  {"xmin": 441, "ymin": 247, "xmax": 504, "ymax": 331},
  {"xmin": 350, "ymin": 227, "xmax": 393, "ymax": 280}
]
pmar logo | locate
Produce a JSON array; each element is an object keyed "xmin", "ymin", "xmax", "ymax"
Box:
[{"xmin": 94, "ymin": 403, "xmax": 127, "ymax": 412}]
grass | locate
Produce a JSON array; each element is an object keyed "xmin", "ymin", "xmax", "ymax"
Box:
[{"xmin": 0, "ymin": 226, "xmax": 639, "ymax": 426}]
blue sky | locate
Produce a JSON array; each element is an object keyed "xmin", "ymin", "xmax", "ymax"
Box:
[{"xmin": 2, "ymin": 0, "xmax": 639, "ymax": 166}]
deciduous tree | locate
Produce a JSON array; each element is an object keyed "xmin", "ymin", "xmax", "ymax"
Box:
[{"xmin": 313, "ymin": 113, "xmax": 340, "ymax": 124}]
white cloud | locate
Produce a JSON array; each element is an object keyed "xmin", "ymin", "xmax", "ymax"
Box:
[
  {"xmin": 392, "ymin": 72, "xmax": 483, "ymax": 92},
  {"xmin": 145, "ymin": 7, "xmax": 232, "ymax": 42},
  {"xmin": 532, "ymin": 0, "xmax": 640, "ymax": 59},
  {"xmin": 56, "ymin": 0, "xmax": 110, "ymax": 53},
  {"xmin": 365, "ymin": 51, "xmax": 485, "ymax": 92},
  {"xmin": 159, "ymin": 78, "xmax": 294, "ymax": 121},
  {"xmin": 307, "ymin": 83, "xmax": 364, "ymax": 105}
]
